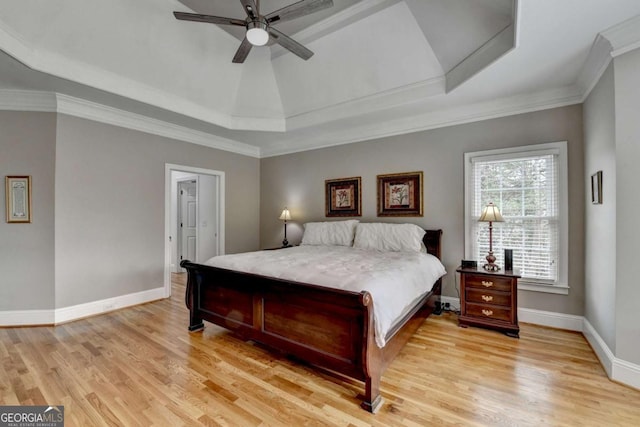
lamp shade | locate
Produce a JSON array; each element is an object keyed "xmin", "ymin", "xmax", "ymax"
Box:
[
  {"xmin": 279, "ymin": 208, "xmax": 291, "ymax": 221},
  {"xmin": 478, "ymin": 202, "xmax": 504, "ymax": 222}
]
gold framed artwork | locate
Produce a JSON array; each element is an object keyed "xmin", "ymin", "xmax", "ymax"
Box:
[
  {"xmin": 591, "ymin": 171, "xmax": 602, "ymax": 204},
  {"xmin": 6, "ymin": 176, "xmax": 32, "ymax": 223},
  {"xmin": 377, "ymin": 171, "xmax": 423, "ymax": 217},
  {"xmin": 325, "ymin": 176, "xmax": 361, "ymax": 217}
]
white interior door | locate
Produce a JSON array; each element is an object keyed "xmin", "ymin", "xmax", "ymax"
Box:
[
  {"xmin": 178, "ymin": 180, "xmax": 197, "ymax": 270},
  {"xmin": 165, "ymin": 164, "xmax": 225, "ymax": 298}
]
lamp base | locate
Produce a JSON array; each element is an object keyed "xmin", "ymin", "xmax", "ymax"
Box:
[
  {"xmin": 483, "ymin": 263, "xmax": 501, "ymax": 272},
  {"xmin": 483, "ymin": 251, "xmax": 501, "ymax": 272},
  {"xmin": 282, "ymin": 238, "xmax": 289, "ymax": 247}
]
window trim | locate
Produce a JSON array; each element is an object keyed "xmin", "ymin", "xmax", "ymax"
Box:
[{"xmin": 464, "ymin": 141, "xmax": 569, "ymax": 294}]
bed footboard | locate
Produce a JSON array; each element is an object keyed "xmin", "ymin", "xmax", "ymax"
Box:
[
  {"xmin": 182, "ymin": 262, "xmax": 376, "ymax": 382},
  {"xmin": 180, "ymin": 229, "xmax": 442, "ymax": 412},
  {"xmin": 181, "ymin": 261, "xmax": 439, "ymax": 412}
]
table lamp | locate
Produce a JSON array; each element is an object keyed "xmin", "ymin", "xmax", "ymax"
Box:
[
  {"xmin": 478, "ymin": 202, "xmax": 504, "ymax": 271},
  {"xmin": 279, "ymin": 207, "xmax": 291, "ymax": 247}
]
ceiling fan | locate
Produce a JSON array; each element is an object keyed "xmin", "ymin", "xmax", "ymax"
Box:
[{"xmin": 174, "ymin": 0, "xmax": 334, "ymax": 63}]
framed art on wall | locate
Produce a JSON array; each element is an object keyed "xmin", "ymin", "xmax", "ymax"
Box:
[
  {"xmin": 377, "ymin": 171, "xmax": 423, "ymax": 216},
  {"xmin": 325, "ymin": 176, "xmax": 361, "ymax": 217},
  {"xmin": 6, "ymin": 176, "xmax": 32, "ymax": 223},
  {"xmin": 591, "ymin": 171, "xmax": 602, "ymax": 204}
]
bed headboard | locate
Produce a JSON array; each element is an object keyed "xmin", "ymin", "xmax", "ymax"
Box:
[{"xmin": 423, "ymin": 229, "xmax": 443, "ymax": 260}]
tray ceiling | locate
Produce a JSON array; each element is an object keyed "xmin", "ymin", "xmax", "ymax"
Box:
[{"xmin": 0, "ymin": 0, "xmax": 640, "ymax": 157}]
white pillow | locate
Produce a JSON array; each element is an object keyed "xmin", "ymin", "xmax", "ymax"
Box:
[
  {"xmin": 353, "ymin": 223, "xmax": 426, "ymax": 253},
  {"xmin": 301, "ymin": 220, "xmax": 359, "ymax": 246}
]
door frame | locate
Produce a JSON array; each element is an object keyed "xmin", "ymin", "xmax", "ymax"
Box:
[{"xmin": 164, "ymin": 164, "xmax": 225, "ymax": 298}]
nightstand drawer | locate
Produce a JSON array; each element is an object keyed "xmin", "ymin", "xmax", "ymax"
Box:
[
  {"xmin": 463, "ymin": 274, "xmax": 512, "ymax": 292},
  {"xmin": 466, "ymin": 288, "xmax": 511, "ymax": 306},
  {"xmin": 465, "ymin": 303, "xmax": 512, "ymax": 322}
]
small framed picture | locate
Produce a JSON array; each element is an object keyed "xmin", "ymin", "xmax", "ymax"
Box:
[
  {"xmin": 377, "ymin": 171, "xmax": 423, "ymax": 216},
  {"xmin": 591, "ymin": 171, "xmax": 602, "ymax": 204},
  {"xmin": 6, "ymin": 176, "xmax": 32, "ymax": 223},
  {"xmin": 325, "ymin": 177, "xmax": 361, "ymax": 217}
]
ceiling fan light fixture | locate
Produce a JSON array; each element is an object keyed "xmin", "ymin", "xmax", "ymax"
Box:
[
  {"xmin": 246, "ymin": 20, "xmax": 269, "ymax": 46},
  {"xmin": 173, "ymin": 0, "xmax": 335, "ymax": 62}
]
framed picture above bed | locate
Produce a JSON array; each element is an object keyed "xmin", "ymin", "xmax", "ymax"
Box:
[
  {"xmin": 325, "ymin": 176, "xmax": 361, "ymax": 217},
  {"xmin": 377, "ymin": 171, "xmax": 423, "ymax": 216}
]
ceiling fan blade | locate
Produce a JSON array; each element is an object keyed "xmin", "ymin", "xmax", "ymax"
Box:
[
  {"xmin": 173, "ymin": 12, "xmax": 246, "ymax": 27},
  {"xmin": 268, "ymin": 27, "xmax": 313, "ymax": 60},
  {"xmin": 239, "ymin": 0, "xmax": 259, "ymax": 19},
  {"xmin": 232, "ymin": 37, "xmax": 253, "ymax": 63},
  {"xmin": 265, "ymin": 0, "xmax": 333, "ymax": 24}
]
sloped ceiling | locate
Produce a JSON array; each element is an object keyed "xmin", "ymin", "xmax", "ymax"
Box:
[{"xmin": 0, "ymin": 0, "xmax": 640, "ymax": 157}]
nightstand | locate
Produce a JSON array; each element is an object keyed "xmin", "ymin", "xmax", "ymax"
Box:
[{"xmin": 457, "ymin": 267, "xmax": 520, "ymax": 338}]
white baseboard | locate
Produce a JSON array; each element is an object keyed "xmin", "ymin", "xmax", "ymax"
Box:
[
  {"xmin": 518, "ymin": 307, "xmax": 583, "ymax": 331},
  {"xmin": 582, "ymin": 318, "xmax": 615, "ymax": 376},
  {"xmin": 613, "ymin": 358, "xmax": 640, "ymax": 390},
  {"xmin": 55, "ymin": 287, "xmax": 166, "ymax": 324},
  {"xmin": 0, "ymin": 287, "xmax": 166, "ymax": 327},
  {"xmin": 0, "ymin": 309, "xmax": 55, "ymax": 326},
  {"xmin": 583, "ymin": 318, "xmax": 640, "ymax": 390}
]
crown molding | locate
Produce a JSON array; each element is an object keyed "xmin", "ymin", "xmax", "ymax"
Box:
[
  {"xmin": 0, "ymin": 89, "xmax": 260, "ymax": 158},
  {"xmin": 576, "ymin": 34, "xmax": 614, "ymax": 101},
  {"xmin": 0, "ymin": 89, "xmax": 56, "ymax": 111},
  {"xmin": 262, "ymin": 85, "xmax": 583, "ymax": 157},
  {"xmin": 601, "ymin": 14, "xmax": 640, "ymax": 57},
  {"xmin": 1, "ymin": 83, "xmax": 582, "ymax": 161},
  {"xmin": 54, "ymin": 94, "xmax": 261, "ymax": 158},
  {"xmin": 577, "ymin": 14, "xmax": 640, "ymax": 101}
]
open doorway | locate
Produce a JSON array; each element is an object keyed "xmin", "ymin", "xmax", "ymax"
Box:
[{"xmin": 164, "ymin": 164, "xmax": 225, "ymax": 298}]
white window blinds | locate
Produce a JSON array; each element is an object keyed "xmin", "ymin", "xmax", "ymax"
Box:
[{"xmin": 468, "ymin": 148, "xmax": 562, "ymax": 285}]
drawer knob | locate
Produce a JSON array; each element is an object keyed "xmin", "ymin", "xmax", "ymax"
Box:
[
  {"xmin": 481, "ymin": 295, "xmax": 493, "ymax": 302},
  {"xmin": 481, "ymin": 280, "xmax": 493, "ymax": 288},
  {"xmin": 482, "ymin": 309, "xmax": 494, "ymax": 317}
]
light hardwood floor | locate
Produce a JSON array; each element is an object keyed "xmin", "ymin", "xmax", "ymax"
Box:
[{"xmin": 1, "ymin": 273, "xmax": 639, "ymax": 426}]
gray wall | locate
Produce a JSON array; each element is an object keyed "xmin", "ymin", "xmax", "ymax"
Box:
[
  {"xmin": 53, "ymin": 114, "xmax": 260, "ymax": 308},
  {"xmin": 1, "ymin": 110, "xmax": 260, "ymax": 312},
  {"xmin": 584, "ymin": 63, "xmax": 617, "ymax": 351},
  {"xmin": 584, "ymin": 47, "xmax": 640, "ymax": 367},
  {"xmin": 261, "ymin": 105, "xmax": 585, "ymax": 315},
  {"xmin": 0, "ymin": 111, "xmax": 56, "ymax": 310},
  {"xmin": 613, "ymin": 48, "xmax": 640, "ymax": 365}
]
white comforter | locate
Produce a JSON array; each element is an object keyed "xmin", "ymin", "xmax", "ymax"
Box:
[{"xmin": 205, "ymin": 245, "xmax": 446, "ymax": 347}]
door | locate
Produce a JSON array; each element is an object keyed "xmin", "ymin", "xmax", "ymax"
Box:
[{"xmin": 178, "ymin": 180, "xmax": 197, "ymax": 270}]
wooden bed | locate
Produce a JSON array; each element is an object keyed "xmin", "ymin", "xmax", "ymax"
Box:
[{"xmin": 180, "ymin": 229, "xmax": 443, "ymax": 412}]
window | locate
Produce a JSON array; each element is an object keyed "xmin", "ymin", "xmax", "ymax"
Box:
[{"xmin": 464, "ymin": 142, "xmax": 568, "ymax": 294}]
